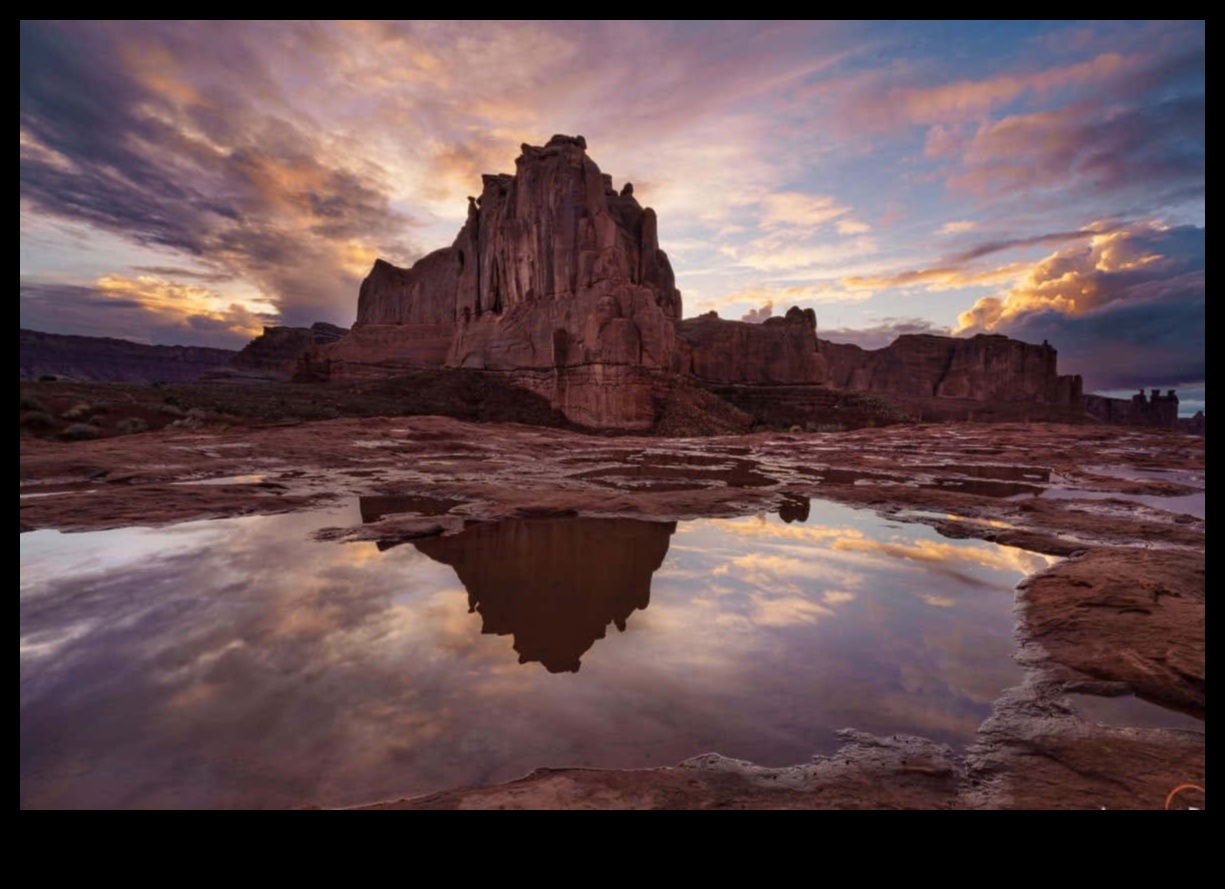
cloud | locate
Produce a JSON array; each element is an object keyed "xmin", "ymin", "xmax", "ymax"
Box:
[
  {"xmin": 820, "ymin": 317, "xmax": 951, "ymax": 350},
  {"xmin": 20, "ymin": 21, "xmax": 418, "ymax": 328},
  {"xmin": 948, "ymin": 94, "xmax": 1205, "ymax": 208},
  {"xmin": 20, "ymin": 277, "xmax": 273, "ymax": 348},
  {"xmin": 760, "ymin": 193, "xmax": 852, "ymax": 229},
  {"xmin": 840, "ymin": 263, "xmax": 1026, "ymax": 294},
  {"xmin": 955, "ymin": 223, "xmax": 1204, "ymax": 390},
  {"xmin": 937, "ymin": 220, "xmax": 977, "ymax": 236},
  {"xmin": 695, "ymin": 283, "xmax": 872, "ymax": 316},
  {"xmin": 741, "ymin": 302, "xmax": 773, "ymax": 324}
]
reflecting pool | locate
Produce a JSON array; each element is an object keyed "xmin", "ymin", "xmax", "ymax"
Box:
[{"xmin": 20, "ymin": 497, "xmax": 1054, "ymax": 808}]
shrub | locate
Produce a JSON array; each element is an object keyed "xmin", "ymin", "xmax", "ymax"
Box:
[
  {"xmin": 20, "ymin": 395, "xmax": 47, "ymax": 412},
  {"xmin": 60, "ymin": 423, "xmax": 101, "ymax": 441},
  {"xmin": 22, "ymin": 411, "xmax": 56, "ymax": 430},
  {"xmin": 61, "ymin": 403, "xmax": 94, "ymax": 420},
  {"xmin": 158, "ymin": 403, "xmax": 185, "ymax": 417},
  {"xmin": 168, "ymin": 417, "xmax": 204, "ymax": 430},
  {"xmin": 117, "ymin": 417, "xmax": 148, "ymax": 434},
  {"xmin": 37, "ymin": 374, "xmax": 58, "ymax": 383}
]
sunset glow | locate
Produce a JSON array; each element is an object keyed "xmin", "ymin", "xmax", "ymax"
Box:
[{"xmin": 20, "ymin": 21, "xmax": 1204, "ymax": 398}]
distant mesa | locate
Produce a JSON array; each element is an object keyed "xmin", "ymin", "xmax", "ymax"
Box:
[
  {"xmin": 19, "ymin": 328, "xmax": 236, "ymax": 384},
  {"xmin": 411, "ymin": 516, "xmax": 676, "ymax": 673},
  {"xmin": 205, "ymin": 322, "xmax": 348, "ymax": 382}
]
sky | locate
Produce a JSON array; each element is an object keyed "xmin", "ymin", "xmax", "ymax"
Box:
[{"xmin": 19, "ymin": 21, "xmax": 1204, "ymax": 408}]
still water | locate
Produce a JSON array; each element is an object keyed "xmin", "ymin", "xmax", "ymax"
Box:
[{"xmin": 20, "ymin": 497, "xmax": 1053, "ymax": 808}]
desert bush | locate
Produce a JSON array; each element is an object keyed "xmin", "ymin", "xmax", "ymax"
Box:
[
  {"xmin": 37, "ymin": 374, "xmax": 57, "ymax": 383},
  {"xmin": 158, "ymin": 403, "xmax": 185, "ymax": 417},
  {"xmin": 168, "ymin": 416, "xmax": 204, "ymax": 430},
  {"xmin": 116, "ymin": 417, "xmax": 148, "ymax": 434},
  {"xmin": 186, "ymin": 407, "xmax": 210, "ymax": 420},
  {"xmin": 60, "ymin": 423, "xmax": 101, "ymax": 441},
  {"xmin": 22, "ymin": 411, "xmax": 56, "ymax": 430},
  {"xmin": 61, "ymin": 402, "xmax": 93, "ymax": 420},
  {"xmin": 20, "ymin": 395, "xmax": 47, "ymax": 412},
  {"xmin": 163, "ymin": 394, "xmax": 183, "ymax": 407}
]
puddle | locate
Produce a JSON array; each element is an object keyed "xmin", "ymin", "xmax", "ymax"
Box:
[
  {"xmin": 20, "ymin": 489, "xmax": 99, "ymax": 499},
  {"xmin": 1068, "ymin": 694, "xmax": 1204, "ymax": 732},
  {"xmin": 1034, "ymin": 488, "xmax": 1205, "ymax": 520},
  {"xmin": 896, "ymin": 510, "xmax": 1016, "ymax": 530},
  {"xmin": 1083, "ymin": 465, "xmax": 1204, "ymax": 487},
  {"xmin": 173, "ymin": 474, "xmax": 268, "ymax": 486},
  {"xmin": 20, "ymin": 498, "xmax": 1054, "ymax": 809}
]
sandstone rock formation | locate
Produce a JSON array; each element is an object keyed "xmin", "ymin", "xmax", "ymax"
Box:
[
  {"xmin": 307, "ymin": 136, "xmax": 1087, "ymax": 430},
  {"xmin": 1084, "ymin": 389, "xmax": 1181, "ymax": 428},
  {"xmin": 677, "ymin": 307, "xmax": 827, "ymax": 385},
  {"xmin": 220, "ymin": 322, "xmax": 347, "ymax": 381},
  {"xmin": 821, "ymin": 333, "xmax": 1082, "ymax": 405},
  {"xmin": 314, "ymin": 135, "xmax": 684, "ymax": 428}
]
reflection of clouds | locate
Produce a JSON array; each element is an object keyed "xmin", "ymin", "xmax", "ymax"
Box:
[
  {"xmin": 831, "ymin": 536, "xmax": 1055, "ymax": 580},
  {"xmin": 21, "ymin": 497, "xmax": 1041, "ymax": 807},
  {"xmin": 749, "ymin": 595, "xmax": 832, "ymax": 627}
]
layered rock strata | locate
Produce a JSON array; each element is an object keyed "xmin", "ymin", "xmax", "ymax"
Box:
[
  {"xmin": 19, "ymin": 328, "xmax": 236, "ymax": 384},
  {"xmin": 220, "ymin": 322, "xmax": 347, "ymax": 381},
  {"xmin": 822, "ymin": 333, "xmax": 1082, "ymax": 405},
  {"xmin": 677, "ymin": 308, "xmax": 827, "ymax": 385},
  {"xmin": 313, "ymin": 135, "xmax": 684, "ymax": 428}
]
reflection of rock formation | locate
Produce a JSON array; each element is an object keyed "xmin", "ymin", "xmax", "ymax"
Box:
[
  {"xmin": 777, "ymin": 495, "xmax": 811, "ymax": 524},
  {"xmin": 413, "ymin": 518, "xmax": 675, "ymax": 673}
]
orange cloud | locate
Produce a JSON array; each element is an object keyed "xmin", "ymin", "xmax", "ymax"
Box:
[
  {"xmin": 93, "ymin": 273, "xmax": 271, "ymax": 339},
  {"xmin": 841, "ymin": 263, "xmax": 1026, "ymax": 294},
  {"xmin": 954, "ymin": 223, "xmax": 1170, "ymax": 333}
]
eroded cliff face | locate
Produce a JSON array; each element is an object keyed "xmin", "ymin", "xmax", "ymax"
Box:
[
  {"xmin": 323, "ymin": 135, "xmax": 684, "ymax": 428},
  {"xmin": 677, "ymin": 308, "xmax": 828, "ymax": 385},
  {"xmin": 312, "ymin": 136, "xmax": 1084, "ymax": 430},
  {"xmin": 822, "ymin": 333, "xmax": 1082, "ymax": 405}
]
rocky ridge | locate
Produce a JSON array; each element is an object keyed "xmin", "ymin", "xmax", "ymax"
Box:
[{"xmin": 304, "ymin": 136, "xmax": 1085, "ymax": 430}]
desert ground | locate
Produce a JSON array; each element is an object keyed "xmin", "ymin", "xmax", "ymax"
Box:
[{"xmin": 20, "ymin": 386, "xmax": 1204, "ymax": 810}]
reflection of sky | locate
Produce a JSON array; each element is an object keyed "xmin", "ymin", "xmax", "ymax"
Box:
[{"xmin": 20, "ymin": 498, "xmax": 1051, "ymax": 809}]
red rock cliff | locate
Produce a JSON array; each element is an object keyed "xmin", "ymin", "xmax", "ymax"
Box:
[
  {"xmin": 322, "ymin": 135, "xmax": 684, "ymax": 428},
  {"xmin": 822, "ymin": 333, "xmax": 1082, "ymax": 405}
]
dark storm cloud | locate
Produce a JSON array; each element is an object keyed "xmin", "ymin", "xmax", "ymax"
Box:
[
  {"xmin": 957, "ymin": 224, "xmax": 1204, "ymax": 392},
  {"xmin": 19, "ymin": 21, "xmax": 416, "ymax": 327},
  {"xmin": 948, "ymin": 226, "xmax": 1124, "ymax": 264}
]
